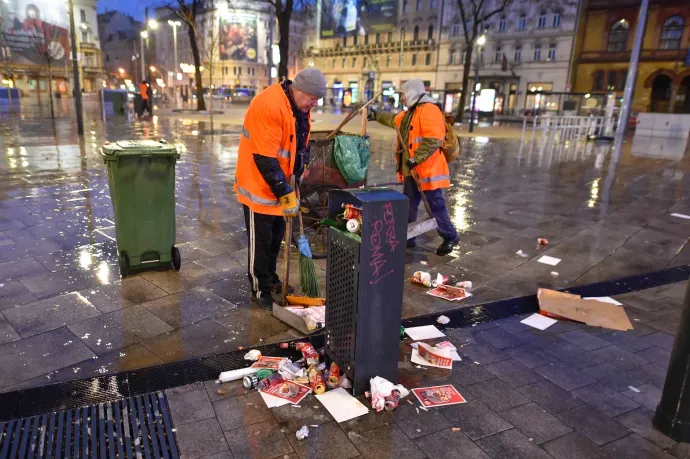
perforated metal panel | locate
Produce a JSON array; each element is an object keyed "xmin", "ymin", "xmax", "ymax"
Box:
[
  {"xmin": 325, "ymin": 228, "xmax": 360, "ymax": 375},
  {"xmin": 0, "ymin": 392, "xmax": 179, "ymax": 458}
]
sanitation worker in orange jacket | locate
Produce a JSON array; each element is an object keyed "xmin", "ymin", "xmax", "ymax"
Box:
[
  {"xmin": 369, "ymin": 79, "xmax": 459, "ymax": 256},
  {"xmin": 235, "ymin": 68, "xmax": 326, "ymax": 309}
]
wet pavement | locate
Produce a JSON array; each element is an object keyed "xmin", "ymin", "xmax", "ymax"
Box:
[
  {"xmin": 165, "ymin": 282, "xmax": 688, "ymax": 459},
  {"xmin": 0, "ymin": 108, "xmax": 688, "ymax": 393}
]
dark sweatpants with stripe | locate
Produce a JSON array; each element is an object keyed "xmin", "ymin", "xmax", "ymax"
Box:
[
  {"xmin": 403, "ymin": 176, "xmax": 458, "ymax": 243},
  {"xmin": 243, "ymin": 205, "xmax": 285, "ymax": 298}
]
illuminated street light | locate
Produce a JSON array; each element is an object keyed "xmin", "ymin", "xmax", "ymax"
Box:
[
  {"xmin": 118, "ymin": 68, "xmax": 125, "ymax": 74},
  {"xmin": 148, "ymin": 19, "xmax": 159, "ymax": 30},
  {"xmin": 140, "ymin": 30, "xmax": 149, "ymax": 39},
  {"xmin": 80, "ymin": 23, "xmax": 88, "ymax": 30},
  {"xmin": 150, "ymin": 66, "xmax": 157, "ymax": 73},
  {"xmin": 476, "ymin": 34, "xmax": 486, "ymax": 46},
  {"xmin": 168, "ymin": 20, "xmax": 181, "ymax": 26}
]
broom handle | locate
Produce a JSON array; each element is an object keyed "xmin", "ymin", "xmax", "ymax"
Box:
[
  {"xmin": 296, "ymin": 185, "xmax": 305, "ymax": 236},
  {"xmin": 326, "ymin": 90, "xmax": 383, "ymax": 140},
  {"xmin": 395, "ymin": 125, "xmax": 434, "ymax": 218},
  {"xmin": 282, "ymin": 176, "xmax": 296, "ymax": 303}
]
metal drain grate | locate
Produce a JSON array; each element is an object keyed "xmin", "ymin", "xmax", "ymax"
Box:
[{"xmin": 0, "ymin": 391, "xmax": 179, "ymax": 458}]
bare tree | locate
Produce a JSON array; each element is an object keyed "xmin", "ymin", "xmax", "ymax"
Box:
[
  {"xmin": 30, "ymin": 19, "xmax": 63, "ymax": 119},
  {"xmin": 454, "ymin": 0, "xmax": 511, "ymax": 120},
  {"xmin": 201, "ymin": 7, "xmax": 221, "ymax": 125},
  {"xmin": 168, "ymin": 0, "xmax": 207, "ymax": 111}
]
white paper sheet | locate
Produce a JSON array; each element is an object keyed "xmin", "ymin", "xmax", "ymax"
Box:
[
  {"xmin": 583, "ymin": 296, "xmax": 623, "ymax": 306},
  {"xmin": 537, "ymin": 255, "xmax": 561, "ymax": 266},
  {"xmin": 520, "ymin": 313, "xmax": 557, "ymax": 331},
  {"xmin": 404, "ymin": 325, "xmax": 446, "ymax": 341},
  {"xmin": 671, "ymin": 213, "xmax": 690, "ymax": 220},
  {"xmin": 260, "ymin": 391, "xmax": 292, "ymax": 408},
  {"xmin": 315, "ymin": 388, "xmax": 369, "ymax": 423}
]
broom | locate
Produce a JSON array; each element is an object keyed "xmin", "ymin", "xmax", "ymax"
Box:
[{"xmin": 295, "ymin": 186, "xmax": 321, "ymax": 298}]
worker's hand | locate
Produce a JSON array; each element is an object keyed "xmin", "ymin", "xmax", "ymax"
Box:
[
  {"xmin": 406, "ymin": 158, "xmax": 418, "ymax": 170},
  {"xmin": 367, "ymin": 109, "xmax": 378, "ymax": 121},
  {"xmin": 279, "ymin": 191, "xmax": 299, "ymax": 217}
]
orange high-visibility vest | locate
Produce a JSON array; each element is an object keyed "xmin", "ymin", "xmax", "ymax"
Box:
[
  {"xmin": 234, "ymin": 83, "xmax": 311, "ymax": 216},
  {"xmin": 139, "ymin": 83, "xmax": 149, "ymax": 100},
  {"xmin": 394, "ymin": 103, "xmax": 450, "ymax": 191}
]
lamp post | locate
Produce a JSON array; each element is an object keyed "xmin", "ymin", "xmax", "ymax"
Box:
[
  {"xmin": 469, "ymin": 34, "xmax": 486, "ymax": 133},
  {"xmin": 140, "ymin": 30, "xmax": 148, "ymax": 82},
  {"xmin": 168, "ymin": 20, "xmax": 181, "ymax": 108}
]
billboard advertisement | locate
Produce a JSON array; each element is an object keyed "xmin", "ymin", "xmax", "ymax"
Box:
[
  {"xmin": 320, "ymin": 0, "xmax": 396, "ymax": 38},
  {"xmin": 0, "ymin": 0, "xmax": 71, "ymax": 65},
  {"xmin": 219, "ymin": 13, "xmax": 258, "ymax": 62}
]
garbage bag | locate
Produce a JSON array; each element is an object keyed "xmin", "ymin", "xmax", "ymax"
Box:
[{"xmin": 333, "ymin": 135, "xmax": 370, "ymax": 185}]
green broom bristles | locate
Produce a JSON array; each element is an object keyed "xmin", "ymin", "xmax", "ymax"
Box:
[{"xmin": 299, "ymin": 253, "xmax": 321, "ymax": 298}]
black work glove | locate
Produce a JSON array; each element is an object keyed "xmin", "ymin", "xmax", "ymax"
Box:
[
  {"xmin": 406, "ymin": 158, "xmax": 418, "ymax": 170},
  {"xmin": 367, "ymin": 109, "xmax": 378, "ymax": 121}
]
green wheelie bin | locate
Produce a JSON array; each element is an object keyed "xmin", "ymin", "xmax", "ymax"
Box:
[{"xmin": 102, "ymin": 140, "xmax": 181, "ymax": 276}]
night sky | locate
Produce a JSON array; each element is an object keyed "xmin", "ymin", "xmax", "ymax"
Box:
[{"xmin": 98, "ymin": 0, "xmax": 150, "ymax": 21}]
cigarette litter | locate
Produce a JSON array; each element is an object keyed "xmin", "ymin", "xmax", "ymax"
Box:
[
  {"xmin": 537, "ymin": 238, "xmax": 548, "ymax": 246},
  {"xmin": 551, "ymin": 271, "xmax": 559, "ymax": 277},
  {"xmin": 516, "ymin": 250, "xmax": 528, "ymax": 258},
  {"xmin": 455, "ymin": 281, "xmax": 472, "ymax": 289},
  {"xmin": 295, "ymin": 426, "xmax": 309, "ymax": 440},
  {"xmin": 628, "ymin": 386, "xmax": 641, "ymax": 393},
  {"xmin": 436, "ymin": 315, "xmax": 450, "ymax": 325},
  {"xmin": 244, "ymin": 350, "xmax": 262, "ymax": 361}
]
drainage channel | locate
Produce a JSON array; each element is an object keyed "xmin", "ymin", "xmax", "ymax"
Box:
[{"xmin": 0, "ymin": 392, "xmax": 178, "ymax": 458}]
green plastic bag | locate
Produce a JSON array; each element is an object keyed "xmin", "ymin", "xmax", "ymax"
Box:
[{"xmin": 333, "ymin": 135, "xmax": 371, "ymax": 185}]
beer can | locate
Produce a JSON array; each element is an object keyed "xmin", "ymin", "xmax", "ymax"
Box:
[
  {"xmin": 243, "ymin": 369, "xmax": 274, "ymax": 389},
  {"xmin": 297, "ymin": 343, "xmax": 320, "ymax": 366},
  {"xmin": 384, "ymin": 389, "xmax": 401, "ymax": 411},
  {"xmin": 342, "ymin": 204, "xmax": 362, "ymax": 220},
  {"xmin": 257, "ymin": 372, "xmax": 284, "ymax": 391},
  {"xmin": 327, "ymin": 362, "xmax": 341, "ymax": 385}
]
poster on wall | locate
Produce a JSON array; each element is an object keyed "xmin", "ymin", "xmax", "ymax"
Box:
[
  {"xmin": 219, "ymin": 13, "xmax": 258, "ymax": 62},
  {"xmin": 0, "ymin": 0, "xmax": 71, "ymax": 65},
  {"xmin": 320, "ymin": 0, "xmax": 396, "ymax": 38}
]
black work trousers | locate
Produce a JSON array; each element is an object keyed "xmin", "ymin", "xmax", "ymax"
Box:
[{"xmin": 243, "ymin": 205, "xmax": 285, "ymax": 297}]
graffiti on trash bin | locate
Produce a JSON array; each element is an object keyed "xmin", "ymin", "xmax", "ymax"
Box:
[{"xmin": 369, "ymin": 202, "xmax": 400, "ymax": 285}]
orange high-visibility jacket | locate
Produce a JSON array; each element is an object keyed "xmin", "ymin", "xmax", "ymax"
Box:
[
  {"xmin": 139, "ymin": 83, "xmax": 149, "ymax": 100},
  {"xmin": 394, "ymin": 103, "xmax": 450, "ymax": 191},
  {"xmin": 234, "ymin": 83, "xmax": 311, "ymax": 216}
]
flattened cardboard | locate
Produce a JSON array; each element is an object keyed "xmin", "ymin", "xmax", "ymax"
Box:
[
  {"xmin": 537, "ymin": 288, "xmax": 633, "ymax": 332},
  {"xmin": 273, "ymin": 302, "xmax": 321, "ymax": 335}
]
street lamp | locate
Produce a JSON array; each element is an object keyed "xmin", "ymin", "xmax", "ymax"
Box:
[
  {"xmin": 140, "ymin": 30, "xmax": 148, "ymax": 81},
  {"xmin": 148, "ymin": 19, "xmax": 159, "ymax": 30},
  {"xmin": 168, "ymin": 20, "xmax": 182, "ymax": 108},
  {"xmin": 469, "ymin": 34, "xmax": 486, "ymax": 133},
  {"xmin": 118, "ymin": 68, "xmax": 125, "ymax": 75},
  {"xmin": 150, "ymin": 66, "xmax": 157, "ymax": 73}
]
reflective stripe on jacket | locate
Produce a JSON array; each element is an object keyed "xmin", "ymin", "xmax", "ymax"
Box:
[
  {"xmin": 234, "ymin": 83, "xmax": 311, "ymax": 215},
  {"xmin": 394, "ymin": 103, "xmax": 450, "ymax": 191}
]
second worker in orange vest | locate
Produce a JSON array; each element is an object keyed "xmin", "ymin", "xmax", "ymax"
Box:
[
  {"xmin": 235, "ymin": 68, "xmax": 326, "ymax": 310},
  {"xmin": 369, "ymin": 79, "xmax": 459, "ymax": 256}
]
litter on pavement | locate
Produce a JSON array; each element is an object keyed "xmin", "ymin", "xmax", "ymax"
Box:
[
  {"xmin": 412, "ymin": 385, "xmax": 466, "ymax": 408},
  {"xmin": 404, "ymin": 325, "xmax": 446, "ymax": 340},
  {"xmin": 426, "ymin": 284, "xmax": 471, "ymax": 301},
  {"xmin": 436, "ymin": 315, "xmax": 450, "ymax": 325},
  {"xmin": 244, "ymin": 349, "xmax": 262, "ymax": 361},
  {"xmin": 537, "ymin": 255, "xmax": 561, "ymax": 266},
  {"xmin": 537, "ymin": 288, "xmax": 633, "ymax": 331},
  {"xmin": 367, "ymin": 376, "xmax": 410, "ymax": 412},
  {"xmin": 670, "ymin": 213, "xmax": 690, "ymax": 220},
  {"xmin": 411, "ymin": 343, "xmax": 454, "ymax": 369},
  {"xmin": 521, "ymin": 313, "xmax": 558, "ymax": 331},
  {"xmin": 516, "ymin": 250, "xmax": 529, "ymax": 258},
  {"xmin": 315, "ymin": 388, "xmax": 369, "ymax": 423},
  {"xmin": 296, "ymin": 426, "xmax": 309, "ymax": 440}
]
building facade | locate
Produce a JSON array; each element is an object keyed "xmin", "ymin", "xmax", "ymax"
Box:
[
  {"xmin": 0, "ymin": 0, "xmax": 105, "ymax": 97},
  {"xmin": 98, "ymin": 11, "xmax": 142, "ymax": 85},
  {"xmin": 570, "ymin": 0, "xmax": 690, "ymax": 114}
]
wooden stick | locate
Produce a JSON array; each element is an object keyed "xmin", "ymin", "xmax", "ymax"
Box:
[
  {"xmin": 282, "ymin": 176, "xmax": 296, "ymax": 304},
  {"xmin": 361, "ymin": 107, "xmax": 367, "ymax": 136},
  {"xmin": 326, "ymin": 90, "xmax": 383, "ymax": 140}
]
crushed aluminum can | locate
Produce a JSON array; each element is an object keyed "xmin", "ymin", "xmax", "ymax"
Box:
[
  {"xmin": 537, "ymin": 238, "xmax": 549, "ymax": 246},
  {"xmin": 384, "ymin": 389, "xmax": 401, "ymax": 412}
]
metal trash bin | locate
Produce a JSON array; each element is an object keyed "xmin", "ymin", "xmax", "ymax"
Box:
[{"xmin": 102, "ymin": 140, "xmax": 181, "ymax": 276}]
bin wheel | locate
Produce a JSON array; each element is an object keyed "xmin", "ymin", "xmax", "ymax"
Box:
[
  {"xmin": 119, "ymin": 253, "xmax": 130, "ymax": 277},
  {"xmin": 172, "ymin": 247, "xmax": 181, "ymax": 271}
]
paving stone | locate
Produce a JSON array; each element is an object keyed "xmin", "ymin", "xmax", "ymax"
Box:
[
  {"xmin": 205, "ymin": 379, "xmax": 251, "ymax": 402},
  {"xmin": 542, "ymin": 432, "xmax": 615, "ymax": 459},
  {"xmin": 0, "ymin": 314, "xmax": 19, "ymax": 345},
  {"xmin": 546, "ymin": 344, "xmax": 605, "ymax": 370},
  {"xmin": 167, "ymin": 388, "xmax": 215, "ymax": 426},
  {"xmin": 517, "ymin": 380, "xmax": 585, "ymax": 414},
  {"xmin": 449, "ymin": 360, "xmax": 495, "ymax": 386},
  {"xmin": 174, "ymin": 417, "xmax": 229, "ymax": 459},
  {"xmin": 3, "ymin": 292, "xmax": 101, "ymax": 338},
  {"xmin": 165, "ymin": 382, "xmax": 207, "ymax": 397},
  {"xmin": 560, "ymin": 330, "xmax": 612, "ymax": 351},
  {"xmin": 348, "ymin": 424, "xmax": 426, "ymax": 459},
  {"xmin": 212, "ymin": 392, "xmax": 274, "ymax": 432},
  {"xmin": 581, "ymin": 362, "xmax": 648, "ymax": 392},
  {"xmin": 669, "ymin": 442, "xmax": 690, "ymax": 459},
  {"xmin": 142, "ymin": 319, "xmax": 241, "ymax": 363},
  {"xmin": 534, "ymin": 362, "xmax": 598, "ymax": 391},
  {"xmin": 621, "ymin": 383, "xmax": 663, "ymax": 411},
  {"xmin": 224, "ymin": 419, "xmax": 294, "ymax": 459},
  {"xmin": 414, "ymin": 428, "xmax": 491, "ymax": 459},
  {"xmin": 473, "ymin": 326, "xmax": 525, "ymax": 349},
  {"xmin": 503, "ymin": 343, "xmax": 558, "ymax": 369},
  {"xmin": 0, "ymin": 281, "xmax": 38, "ymax": 310},
  {"xmin": 387, "ymin": 401, "xmax": 452, "ymax": 439},
  {"xmin": 77, "ymin": 277, "xmax": 168, "ymax": 313},
  {"xmin": 287, "ymin": 422, "xmax": 360, "ymax": 459},
  {"xmin": 483, "ymin": 359, "xmax": 543, "ymax": 389},
  {"xmin": 140, "ymin": 264, "xmax": 225, "ymax": 294},
  {"xmin": 635, "ymin": 346, "xmax": 672, "ymax": 368},
  {"xmin": 557, "ymin": 405, "xmax": 630, "ymax": 446},
  {"xmin": 20, "ymin": 268, "xmax": 101, "ymax": 299},
  {"xmin": 629, "ymin": 363, "xmax": 668, "ymax": 389},
  {"xmin": 0, "ymin": 327, "xmax": 94, "ymax": 390},
  {"xmin": 572, "ymin": 382, "xmax": 639, "ymax": 417},
  {"xmin": 636, "ymin": 332, "xmax": 675, "ymax": 352},
  {"xmin": 509, "ymin": 328, "xmax": 569, "ymax": 349},
  {"xmin": 476, "ymin": 428, "xmax": 553, "ymax": 459},
  {"xmin": 604, "ymin": 433, "xmax": 675, "ymax": 459},
  {"xmin": 440, "ymin": 398, "xmax": 513, "ymax": 441},
  {"xmin": 463, "ymin": 378, "xmax": 530, "ymax": 412},
  {"xmin": 271, "ymin": 394, "xmax": 335, "ymax": 431},
  {"xmin": 142, "ymin": 286, "xmax": 237, "ymax": 328},
  {"xmin": 500, "ymin": 402, "xmax": 572, "ymax": 444},
  {"xmin": 67, "ymin": 305, "xmax": 173, "ymax": 355},
  {"xmin": 615, "ymin": 407, "xmax": 677, "ymax": 450},
  {"xmin": 211, "ymin": 305, "xmax": 292, "ymax": 349},
  {"xmin": 591, "ymin": 344, "xmax": 650, "ymax": 372},
  {"xmin": 458, "ymin": 343, "xmax": 510, "ymax": 366},
  {"xmin": 338, "ymin": 395, "xmax": 392, "ymax": 434}
]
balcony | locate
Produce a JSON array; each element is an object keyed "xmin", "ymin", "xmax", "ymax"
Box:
[{"xmin": 580, "ymin": 48, "xmax": 686, "ymax": 63}]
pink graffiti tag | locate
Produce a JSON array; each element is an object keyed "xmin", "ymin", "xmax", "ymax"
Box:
[
  {"xmin": 383, "ymin": 202, "xmax": 399, "ymax": 252},
  {"xmin": 369, "ymin": 219, "xmax": 394, "ymax": 285}
]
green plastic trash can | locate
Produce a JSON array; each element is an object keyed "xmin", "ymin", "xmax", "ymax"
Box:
[{"xmin": 102, "ymin": 140, "xmax": 181, "ymax": 276}]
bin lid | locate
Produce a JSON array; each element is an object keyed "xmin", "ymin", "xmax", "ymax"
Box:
[{"xmin": 102, "ymin": 140, "xmax": 180, "ymax": 158}]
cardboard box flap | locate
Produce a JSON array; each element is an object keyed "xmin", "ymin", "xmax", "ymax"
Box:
[{"xmin": 537, "ymin": 289, "xmax": 633, "ymax": 332}]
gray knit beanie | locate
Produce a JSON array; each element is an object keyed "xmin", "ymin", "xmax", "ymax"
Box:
[{"xmin": 293, "ymin": 68, "xmax": 327, "ymax": 98}]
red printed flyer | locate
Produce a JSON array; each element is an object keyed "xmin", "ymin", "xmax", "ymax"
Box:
[
  {"xmin": 261, "ymin": 381, "xmax": 311, "ymax": 405},
  {"xmin": 412, "ymin": 385, "xmax": 466, "ymax": 408},
  {"xmin": 251, "ymin": 357, "xmax": 286, "ymax": 370}
]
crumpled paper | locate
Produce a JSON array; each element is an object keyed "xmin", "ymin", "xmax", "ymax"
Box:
[{"xmin": 368, "ymin": 376, "xmax": 410, "ymax": 412}]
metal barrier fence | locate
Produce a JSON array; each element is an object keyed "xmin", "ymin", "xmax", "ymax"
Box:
[{"xmin": 519, "ymin": 114, "xmax": 619, "ymax": 157}]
